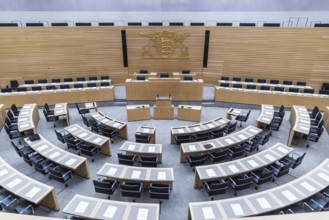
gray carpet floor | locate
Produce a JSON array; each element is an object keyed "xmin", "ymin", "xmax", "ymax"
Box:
[{"xmin": 0, "ymin": 86, "xmax": 328, "ymax": 219}]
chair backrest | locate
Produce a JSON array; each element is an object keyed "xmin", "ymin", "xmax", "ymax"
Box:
[
  {"xmin": 246, "ymin": 85, "xmax": 256, "ymax": 89},
  {"xmin": 10, "ymin": 80, "xmax": 19, "ymax": 88},
  {"xmin": 289, "ymin": 87, "xmax": 299, "ymax": 93},
  {"xmin": 184, "ymin": 76, "xmax": 193, "ymax": 81},
  {"xmin": 274, "ymin": 86, "xmax": 284, "ymax": 92},
  {"xmin": 160, "ymin": 73, "xmax": 169, "ymax": 78},
  {"xmin": 283, "ymin": 80, "xmax": 292, "ymax": 85},
  {"xmin": 77, "ymin": 77, "xmax": 85, "ymax": 81},
  {"xmin": 52, "ymin": 78, "xmax": 60, "ymax": 83},
  {"xmin": 38, "ymin": 79, "xmax": 47, "ymax": 84},
  {"xmin": 11, "ymin": 104, "xmax": 18, "ymax": 113},
  {"xmin": 120, "ymin": 183, "xmax": 142, "ymax": 198},
  {"xmin": 17, "ymin": 87, "xmax": 27, "ymax": 92},
  {"xmin": 187, "ymin": 154, "xmax": 207, "ymax": 166},
  {"xmin": 81, "ymin": 115, "xmax": 90, "ymax": 127},
  {"xmin": 11, "ymin": 141, "xmax": 22, "ymax": 157},
  {"xmin": 233, "ymin": 84, "xmax": 242, "ymax": 88},
  {"xmin": 220, "ymin": 83, "xmax": 229, "ymax": 87},
  {"xmin": 140, "ymin": 70, "xmax": 148, "ymax": 74},
  {"xmin": 304, "ymin": 88, "xmax": 314, "ymax": 94},
  {"xmin": 54, "ymin": 130, "xmax": 65, "ymax": 143},
  {"xmin": 64, "ymin": 78, "xmax": 73, "ymax": 82},
  {"xmin": 46, "ymin": 85, "xmax": 55, "ymax": 90},
  {"xmin": 235, "ymin": 176, "xmax": 253, "ymax": 186},
  {"xmin": 257, "ymin": 79, "xmax": 266, "ymax": 83},
  {"xmin": 292, "ymin": 153, "xmax": 306, "ymax": 169},
  {"xmin": 137, "ymin": 76, "xmax": 146, "ymax": 80},
  {"xmin": 101, "ymin": 82, "xmax": 110, "ymax": 87},
  {"xmin": 1, "ymin": 88, "xmax": 12, "ymax": 93},
  {"xmin": 277, "ymin": 161, "xmax": 293, "ymax": 176},
  {"xmin": 87, "ymin": 83, "xmax": 96, "ymax": 87},
  {"xmin": 221, "ymin": 76, "xmax": 229, "ymax": 80},
  {"xmin": 245, "ymin": 78, "xmax": 254, "ymax": 82},
  {"xmin": 25, "ymin": 80, "xmax": 34, "ymax": 84},
  {"xmin": 60, "ymin": 84, "xmax": 69, "ymax": 89},
  {"xmin": 259, "ymin": 169, "xmax": 275, "ymax": 182},
  {"xmin": 32, "ymin": 86, "xmax": 41, "ymax": 91},
  {"xmin": 270, "ymin": 80, "xmax": 279, "ymax": 84},
  {"xmin": 141, "ymin": 156, "xmax": 158, "ymax": 167},
  {"xmin": 232, "ymin": 77, "xmax": 241, "ymax": 82},
  {"xmin": 89, "ymin": 76, "xmax": 97, "ymax": 80},
  {"xmin": 297, "ymin": 81, "xmax": 306, "ymax": 86},
  {"xmin": 149, "ymin": 184, "xmax": 170, "ymax": 200},
  {"xmin": 74, "ymin": 83, "xmax": 83, "ymax": 88},
  {"xmin": 135, "ymin": 133, "xmax": 150, "ymax": 143},
  {"xmin": 182, "ymin": 70, "xmax": 190, "ymax": 74},
  {"xmin": 118, "ymin": 153, "xmax": 136, "ymax": 166},
  {"xmin": 93, "ymin": 179, "xmax": 117, "ymax": 195},
  {"xmin": 101, "ymin": 75, "xmax": 109, "ymax": 80},
  {"xmin": 260, "ymin": 86, "xmax": 270, "ymax": 90}
]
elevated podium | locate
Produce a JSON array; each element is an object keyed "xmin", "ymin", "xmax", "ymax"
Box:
[{"xmin": 154, "ymin": 96, "xmax": 174, "ymax": 120}]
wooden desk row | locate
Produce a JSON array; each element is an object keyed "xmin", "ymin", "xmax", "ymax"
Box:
[
  {"xmin": 256, "ymin": 104, "xmax": 274, "ymax": 128},
  {"xmin": 136, "ymin": 125, "xmax": 157, "ymax": 144},
  {"xmin": 324, "ymin": 106, "xmax": 329, "ymax": 134},
  {"xmin": 189, "ymin": 158, "xmax": 329, "ymax": 220},
  {"xmin": 218, "ymin": 80, "xmax": 313, "ymax": 91},
  {"xmin": 287, "ymin": 106, "xmax": 311, "ymax": 146},
  {"xmin": 120, "ymin": 141, "xmax": 162, "ymax": 162},
  {"xmin": 171, "ymin": 117, "xmax": 230, "ymax": 144},
  {"xmin": 63, "ymin": 194, "xmax": 159, "ymax": 220},
  {"xmin": 90, "ymin": 111, "xmax": 128, "ymax": 139},
  {"xmin": 0, "ymin": 86, "xmax": 114, "ymax": 108},
  {"xmin": 18, "ymin": 103, "xmax": 40, "ymax": 134},
  {"xmin": 54, "ymin": 103, "xmax": 70, "ymax": 126},
  {"xmin": 0, "ymin": 157, "xmax": 59, "ymax": 211},
  {"xmin": 65, "ymin": 124, "xmax": 112, "ymax": 156},
  {"xmin": 0, "ymin": 104, "xmax": 6, "ymax": 130},
  {"xmin": 125, "ymin": 78, "xmax": 203, "ymax": 101},
  {"xmin": 180, "ymin": 125, "xmax": 262, "ymax": 163},
  {"xmin": 194, "ymin": 143, "xmax": 292, "ymax": 188},
  {"xmin": 25, "ymin": 134, "xmax": 90, "ymax": 178},
  {"xmin": 97, "ymin": 163, "xmax": 174, "ymax": 190},
  {"xmin": 215, "ymin": 87, "xmax": 329, "ymax": 110}
]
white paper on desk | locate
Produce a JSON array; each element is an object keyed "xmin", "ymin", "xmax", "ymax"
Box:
[
  {"xmin": 300, "ymin": 119, "xmax": 310, "ymax": 124},
  {"xmin": 49, "ymin": 152, "xmax": 61, "ymax": 159},
  {"xmin": 257, "ymin": 197, "xmax": 271, "ymax": 209},
  {"xmin": 0, "ymin": 169, "xmax": 8, "ymax": 177},
  {"xmin": 18, "ymin": 118, "xmax": 28, "ymax": 122},
  {"xmin": 202, "ymin": 207, "xmax": 215, "ymax": 219},
  {"xmin": 101, "ymin": 118, "xmax": 109, "ymax": 123},
  {"xmin": 282, "ymin": 190, "xmax": 297, "ymax": 201},
  {"xmin": 148, "ymin": 146, "xmax": 155, "ymax": 152},
  {"xmin": 113, "ymin": 122, "xmax": 120, "ymax": 127},
  {"xmin": 225, "ymin": 138, "xmax": 234, "ymax": 144},
  {"xmin": 20, "ymin": 111, "xmax": 29, "ymax": 115},
  {"xmin": 143, "ymin": 128, "xmax": 150, "ymax": 133},
  {"xmin": 194, "ymin": 127, "xmax": 201, "ymax": 131},
  {"xmin": 264, "ymin": 111, "xmax": 273, "ymax": 115},
  {"xmin": 238, "ymin": 134, "xmax": 247, "ymax": 139},
  {"xmin": 189, "ymin": 145, "xmax": 196, "ymax": 151},
  {"xmin": 93, "ymin": 137, "xmax": 102, "ymax": 144},
  {"xmin": 264, "ymin": 106, "xmax": 272, "ymax": 110},
  {"xmin": 56, "ymin": 104, "xmax": 64, "ymax": 107},
  {"xmin": 299, "ymin": 125, "xmax": 309, "ymax": 130},
  {"xmin": 19, "ymin": 124, "xmax": 29, "ymax": 128},
  {"xmin": 158, "ymin": 171, "xmax": 166, "ymax": 180},
  {"xmin": 208, "ymin": 124, "xmax": 215, "ymax": 128},
  {"xmin": 137, "ymin": 208, "xmax": 149, "ymax": 220},
  {"xmin": 131, "ymin": 170, "xmax": 141, "ymax": 179},
  {"xmin": 25, "ymin": 187, "xmax": 41, "ymax": 198},
  {"xmin": 262, "ymin": 118, "xmax": 271, "ymax": 122},
  {"xmin": 317, "ymin": 172, "xmax": 329, "ymax": 182},
  {"xmin": 300, "ymin": 181, "xmax": 315, "ymax": 192},
  {"xmin": 228, "ymin": 165, "xmax": 239, "ymax": 173},
  {"xmin": 106, "ymin": 167, "xmax": 118, "ymax": 176},
  {"xmin": 177, "ymin": 129, "xmax": 184, "ymax": 133},
  {"xmin": 37, "ymin": 145, "xmax": 48, "ymax": 151},
  {"xmin": 128, "ymin": 144, "xmax": 136, "ymax": 150},
  {"xmin": 264, "ymin": 154, "xmax": 275, "ymax": 161},
  {"xmin": 219, "ymin": 119, "xmax": 227, "ymax": 124},
  {"xmin": 78, "ymin": 132, "xmax": 88, "ymax": 138},
  {"xmin": 65, "ymin": 158, "xmax": 77, "ymax": 166},
  {"xmin": 85, "ymin": 103, "xmax": 93, "ymax": 108},
  {"xmin": 231, "ymin": 203, "xmax": 244, "ymax": 216},
  {"xmin": 74, "ymin": 201, "xmax": 89, "ymax": 213},
  {"xmin": 206, "ymin": 169, "xmax": 216, "ymax": 177},
  {"xmin": 24, "ymin": 105, "xmax": 32, "ymax": 108},
  {"xmin": 249, "ymin": 128, "xmax": 258, "ymax": 133},
  {"xmin": 277, "ymin": 147, "xmax": 289, "ymax": 153},
  {"xmin": 7, "ymin": 178, "xmax": 22, "ymax": 188},
  {"xmin": 68, "ymin": 127, "xmax": 77, "ymax": 132},
  {"xmin": 103, "ymin": 205, "xmax": 117, "ymax": 218},
  {"xmin": 298, "ymin": 107, "xmax": 306, "ymax": 111},
  {"xmin": 55, "ymin": 110, "xmax": 64, "ymax": 114},
  {"xmin": 300, "ymin": 113, "xmax": 309, "ymax": 117},
  {"xmin": 247, "ymin": 160, "xmax": 259, "ymax": 167}
]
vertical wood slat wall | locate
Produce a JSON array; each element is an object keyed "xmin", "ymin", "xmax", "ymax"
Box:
[{"xmin": 0, "ymin": 26, "xmax": 328, "ymax": 90}]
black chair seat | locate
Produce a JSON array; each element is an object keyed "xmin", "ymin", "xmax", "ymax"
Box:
[
  {"xmin": 118, "ymin": 153, "xmax": 137, "ymax": 166},
  {"xmin": 204, "ymin": 180, "xmax": 228, "ymax": 200},
  {"xmin": 93, "ymin": 179, "xmax": 119, "ymax": 199},
  {"xmin": 120, "ymin": 182, "xmax": 143, "ymax": 201},
  {"xmin": 149, "ymin": 184, "xmax": 170, "ymax": 200},
  {"xmin": 208, "ymin": 150, "xmax": 227, "ymax": 163},
  {"xmin": 140, "ymin": 155, "xmax": 158, "ymax": 167},
  {"xmin": 49, "ymin": 166, "xmax": 73, "ymax": 187}
]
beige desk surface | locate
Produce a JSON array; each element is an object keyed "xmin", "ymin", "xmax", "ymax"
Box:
[
  {"xmin": 180, "ymin": 125, "xmax": 262, "ymax": 163},
  {"xmin": 0, "ymin": 104, "xmax": 6, "ymax": 130},
  {"xmin": 63, "ymin": 194, "xmax": 160, "ymax": 220},
  {"xmin": 0, "ymin": 157, "xmax": 59, "ymax": 211},
  {"xmin": 120, "ymin": 141, "xmax": 163, "ymax": 162},
  {"xmin": 324, "ymin": 106, "xmax": 329, "ymax": 134},
  {"xmin": 189, "ymin": 158, "xmax": 329, "ymax": 220},
  {"xmin": 64, "ymin": 124, "xmax": 112, "ymax": 156},
  {"xmin": 0, "ymin": 86, "xmax": 114, "ymax": 108},
  {"xmin": 194, "ymin": 143, "xmax": 292, "ymax": 188},
  {"xmin": 54, "ymin": 103, "xmax": 70, "ymax": 126},
  {"xmin": 136, "ymin": 125, "xmax": 156, "ymax": 135},
  {"xmin": 126, "ymin": 104, "xmax": 151, "ymax": 110},
  {"xmin": 256, "ymin": 104, "xmax": 274, "ymax": 126},
  {"xmin": 24, "ymin": 134, "xmax": 90, "ymax": 178},
  {"xmin": 18, "ymin": 103, "xmax": 39, "ymax": 133},
  {"xmin": 215, "ymin": 87, "xmax": 329, "ymax": 110},
  {"xmin": 18, "ymin": 79, "xmax": 111, "ymax": 89},
  {"xmin": 291, "ymin": 106, "xmax": 311, "ymax": 134},
  {"xmin": 126, "ymin": 105, "xmax": 151, "ymax": 122}
]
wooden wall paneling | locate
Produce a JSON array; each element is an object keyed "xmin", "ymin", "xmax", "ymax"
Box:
[{"xmin": 125, "ymin": 26, "xmax": 205, "ymax": 79}]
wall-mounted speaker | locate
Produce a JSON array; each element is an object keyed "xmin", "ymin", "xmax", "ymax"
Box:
[
  {"xmin": 121, "ymin": 30, "xmax": 128, "ymax": 67},
  {"xmin": 203, "ymin": 30, "xmax": 210, "ymax": 68}
]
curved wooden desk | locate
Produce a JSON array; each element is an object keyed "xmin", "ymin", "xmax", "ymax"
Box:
[
  {"xmin": 63, "ymin": 194, "xmax": 159, "ymax": 220},
  {"xmin": 194, "ymin": 143, "xmax": 292, "ymax": 188},
  {"xmin": 0, "ymin": 157, "xmax": 59, "ymax": 211},
  {"xmin": 90, "ymin": 111, "xmax": 128, "ymax": 139},
  {"xmin": 54, "ymin": 103, "xmax": 70, "ymax": 126},
  {"xmin": 189, "ymin": 158, "xmax": 329, "ymax": 220},
  {"xmin": 256, "ymin": 104, "xmax": 274, "ymax": 128},
  {"xmin": 24, "ymin": 134, "xmax": 90, "ymax": 178},
  {"xmin": 18, "ymin": 103, "xmax": 39, "ymax": 134},
  {"xmin": 97, "ymin": 163, "xmax": 174, "ymax": 189},
  {"xmin": 171, "ymin": 117, "xmax": 230, "ymax": 144},
  {"xmin": 324, "ymin": 106, "xmax": 329, "ymax": 134},
  {"xmin": 180, "ymin": 125, "xmax": 262, "ymax": 163},
  {"xmin": 287, "ymin": 105, "xmax": 310, "ymax": 146},
  {"xmin": 119, "ymin": 141, "xmax": 162, "ymax": 163},
  {"xmin": 0, "ymin": 104, "xmax": 6, "ymax": 130},
  {"xmin": 64, "ymin": 124, "xmax": 112, "ymax": 156}
]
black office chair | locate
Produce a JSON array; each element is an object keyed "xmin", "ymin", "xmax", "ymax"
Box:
[
  {"xmin": 233, "ymin": 84, "xmax": 242, "ymax": 88},
  {"xmin": 49, "ymin": 166, "xmax": 73, "ymax": 187},
  {"xmin": 93, "ymin": 178, "xmax": 119, "ymax": 199},
  {"xmin": 31, "ymin": 86, "xmax": 42, "ymax": 91},
  {"xmin": 255, "ymin": 130, "xmax": 272, "ymax": 145},
  {"xmin": 208, "ymin": 150, "xmax": 227, "ymax": 163},
  {"xmin": 274, "ymin": 86, "xmax": 284, "ymax": 92},
  {"xmin": 75, "ymin": 103, "xmax": 90, "ymax": 115},
  {"xmin": 268, "ymin": 160, "xmax": 293, "ymax": 178},
  {"xmin": 65, "ymin": 137, "xmax": 82, "ymax": 153},
  {"xmin": 43, "ymin": 109, "xmax": 59, "ymax": 125},
  {"xmin": 186, "ymin": 154, "xmax": 207, "ymax": 171},
  {"xmin": 32, "ymin": 159, "xmax": 54, "ymax": 175},
  {"xmin": 1, "ymin": 88, "xmax": 12, "ymax": 93},
  {"xmin": 319, "ymin": 90, "xmax": 329, "ymax": 95},
  {"xmin": 99, "ymin": 126, "xmax": 118, "ymax": 143},
  {"xmin": 257, "ymin": 79, "xmax": 266, "ymax": 83},
  {"xmin": 220, "ymin": 82, "xmax": 229, "ymax": 87},
  {"xmin": 302, "ymin": 195, "xmax": 329, "ymax": 212},
  {"xmin": 311, "ymin": 113, "xmax": 322, "ymax": 126},
  {"xmin": 140, "ymin": 156, "xmax": 158, "ymax": 167},
  {"xmin": 274, "ymin": 105, "xmax": 285, "ymax": 118},
  {"xmin": 260, "ymin": 85, "xmax": 270, "ymax": 90},
  {"xmin": 81, "ymin": 115, "xmax": 90, "ymax": 127},
  {"xmin": 209, "ymin": 127, "xmax": 226, "ymax": 139},
  {"xmin": 118, "ymin": 153, "xmax": 137, "ymax": 166},
  {"xmin": 10, "ymin": 80, "xmax": 19, "ymax": 90},
  {"xmin": 251, "ymin": 168, "xmax": 275, "ymax": 189},
  {"xmin": 149, "ymin": 184, "xmax": 170, "ymax": 208},
  {"xmin": 120, "ymin": 182, "xmax": 143, "ymax": 202},
  {"xmin": 229, "ymin": 174, "xmax": 253, "ymax": 196},
  {"xmin": 232, "ymin": 77, "xmax": 241, "ymax": 82},
  {"xmin": 52, "ymin": 78, "xmax": 61, "ymax": 83},
  {"xmin": 140, "ymin": 70, "xmax": 148, "ymax": 74},
  {"xmin": 11, "ymin": 141, "xmax": 33, "ymax": 158},
  {"xmin": 7, "ymin": 110, "xmax": 18, "ymax": 123},
  {"xmin": 227, "ymin": 146, "xmax": 246, "ymax": 158},
  {"xmin": 16, "ymin": 87, "xmax": 27, "ymax": 92},
  {"xmin": 87, "ymin": 82, "xmax": 96, "ymax": 87},
  {"xmin": 310, "ymin": 120, "xmax": 323, "ymax": 133},
  {"xmin": 160, "ymin": 73, "xmax": 169, "ymax": 78},
  {"xmin": 15, "ymin": 200, "xmax": 37, "ymax": 215},
  {"xmin": 283, "ymin": 80, "xmax": 293, "ymax": 85},
  {"xmin": 79, "ymin": 143, "xmax": 99, "ymax": 162},
  {"xmin": 101, "ymin": 75, "xmax": 109, "ymax": 80},
  {"xmin": 54, "ymin": 129, "xmax": 70, "ymax": 144},
  {"xmin": 204, "ymin": 180, "xmax": 228, "ymax": 200},
  {"xmin": 235, "ymin": 109, "xmax": 251, "ymax": 127},
  {"xmin": 304, "ymin": 88, "xmax": 314, "ymax": 94},
  {"xmin": 137, "ymin": 76, "xmax": 146, "ymax": 80},
  {"xmin": 225, "ymin": 121, "xmax": 237, "ymax": 135},
  {"xmin": 245, "ymin": 78, "xmax": 254, "ymax": 82},
  {"xmin": 24, "ymin": 80, "xmax": 34, "ymax": 84},
  {"xmin": 11, "ymin": 104, "xmax": 20, "ymax": 116},
  {"xmin": 89, "ymin": 118, "xmax": 100, "ymax": 133},
  {"xmin": 174, "ymin": 134, "xmax": 191, "ymax": 144},
  {"xmin": 5, "ymin": 117, "xmax": 18, "ymax": 130},
  {"xmin": 22, "ymin": 152, "xmax": 44, "ymax": 167},
  {"xmin": 297, "ymin": 81, "xmax": 306, "ymax": 86},
  {"xmin": 270, "ymin": 117, "xmax": 282, "ymax": 132},
  {"xmin": 89, "ymin": 76, "xmax": 98, "ymax": 80},
  {"xmin": 100, "ymin": 82, "xmax": 110, "ymax": 87},
  {"xmin": 0, "ymin": 194, "xmax": 18, "ymax": 212},
  {"xmin": 242, "ymin": 138, "xmax": 260, "ymax": 155},
  {"xmin": 184, "ymin": 76, "xmax": 193, "ymax": 81},
  {"xmin": 64, "ymin": 78, "xmax": 73, "ymax": 82},
  {"xmin": 38, "ymin": 79, "xmax": 47, "ymax": 84},
  {"xmin": 182, "ymin": 70, "xmax": 190, "ymax": 74},
  {"xmin": 221, "ymin": 76, "xmax": 229, "ymax": 80},
  {"xmin": 76, "ymin": 77, "xmax": 85, "ymax": 82},
  {"xmin": 288, "ymin": 87, "xmax": 299, "ymax": 93},
  {"xmin": 280, "ymin": 152, "xmax": 306, "ymax": 169},
  {"xmin": 74, "ymin": 83, "xmax": 83, "ymax": 88},
  {"xmin": 135, "ymin": 133, "xmax": 151, "ymax": 143},
  {"xmin": 246, "ymin": 85, "xmax": 256, "ymax": 89},
  {"xmin": 270, "ymin": 80, "xmax": 279, "ymax": 84},
  {"xmin": 46, "ymin": 85, "xmax": 56, "ymax": 90},
  {"xmin": 192, "ymin": 132, "xmax": 209, "ymax": 142},
  {"xmin": 304, "ymin": 128, "xmax": 324, "ymax": 148}
]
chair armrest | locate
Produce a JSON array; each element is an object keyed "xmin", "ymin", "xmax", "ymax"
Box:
[
  {"xmin": 250, "ymin": 172, "xmax": 258, "ymax": 179},
  {"xmin": 291, "ymin": 153, "xmax": 301, "ymax": 159},
  {"xmin": 63, "ymin": 170, "xmax": 73, "ymax": 178},
  {"xmin": 21, "ymin": 205, "xmax": 35, "ymax": 214},
  {"xmin": 227, "ymin": 148, "xmax": 234, "ymax": 154}
]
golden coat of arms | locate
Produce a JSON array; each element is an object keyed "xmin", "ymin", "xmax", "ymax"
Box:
[{"xmin": 140, "ymin": 31, "xmax": 190, "ymax": 59}]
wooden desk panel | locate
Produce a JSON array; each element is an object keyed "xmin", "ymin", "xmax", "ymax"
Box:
[
  {"xmin": 0, "ymin": 104, "xmax": 6, "ymax": 130},
  {"xmin": 256, "ymin": 105, "xmax": 274, "ymax": 128},
  {"xmin": 126, "ymin": 105, "xmax": 151, "ymax": 121},
  {"xmin": 215, "ymin": 87, "xmax": 329, "ymax": 110},
  {"xmin": 25, "ymin": 135, "xmax": 90, "ymax": 178},
  {"xmin": 324, "ymin": 107, "xmax": 329, "ymax": 134},
  {"xmin": 188, "ymin": 158, "xmax": 329, "ymax": 220},
  {"xmin": 0, "ymin": 157, "xmax": 59, "ymax": 211},
  {"xmin": 18, "ymin": 103, "xmax": 39, "ymax": 134},
  {"xmin": 136, "ymin": 125, "xmax": 156, "ymax": 144},
  {"xmin": 154, "ymin": 105, "xmax": 174, "ymax": 120},
  {"xmin": 125, "ymin": 79, "xmax": 203, "ymax": 101},
  {"xmin": 287, "ymin": 106, "xmax": 310, "ymax": 146},
  {"xmin": 120, "ymin": 141, "xmax": 163, "ymax": 162},
  {"xmin": 0, "ymin": 87, "xmax": 114, "ymax": 108},
  {"xmin": 54, "ymin": 103, "xmax": 70, "ymax": 126},
  {"xmin": 177, "ymin": 105, "xmax": 202, "ymax": 122}
]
